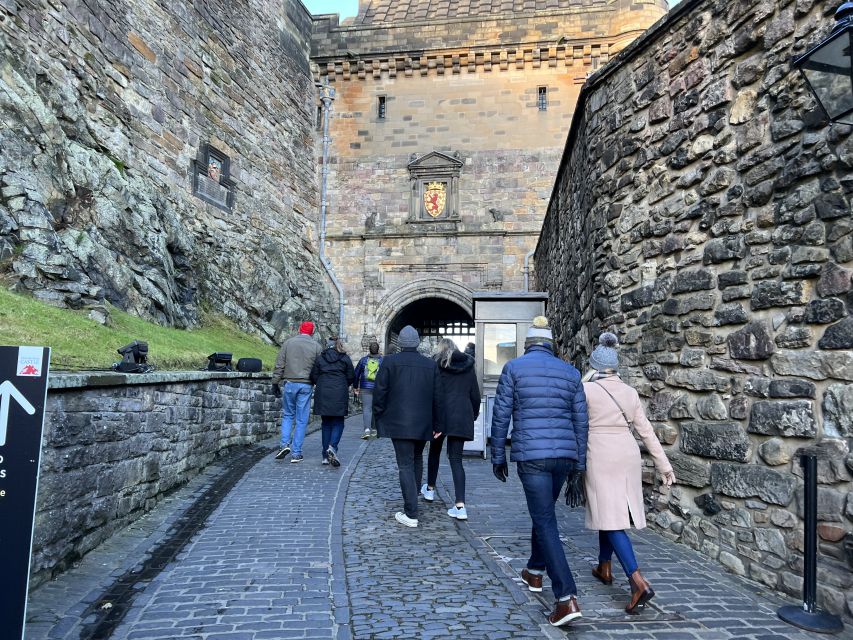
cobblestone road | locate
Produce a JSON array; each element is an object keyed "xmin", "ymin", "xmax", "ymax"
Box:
[
  {"xmin": 25, "ymin": 415, "xmax": 848, "ymax": 639},
  {"xmin": 440, "ymin": 447, "xmax": 830, "ymax": 639},
  {"xmin": 342, "ymin": 437, "xmax": 553, "ymax": 640}
]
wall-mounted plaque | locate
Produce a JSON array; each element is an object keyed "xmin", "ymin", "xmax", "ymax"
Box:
[
  {"xmin": 407, "ymin": 151, "xmax": 462, "ymax": 221},
  {"xmin": 192, "ymin": 144, "xmax": 236, "ymax": 211}
]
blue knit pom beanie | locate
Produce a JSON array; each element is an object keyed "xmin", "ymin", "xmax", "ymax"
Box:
[{"xmin": 589, "ymin": 332, "xmax": 619, "ymax": 371}]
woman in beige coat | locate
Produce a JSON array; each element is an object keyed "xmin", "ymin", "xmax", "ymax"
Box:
[{"xmin": 583, "ymin": 333, "xmax": 675, "ymax": 614}]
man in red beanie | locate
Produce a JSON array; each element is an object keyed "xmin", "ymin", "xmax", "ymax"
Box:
[{"xmin": 272, "ymin": 321, "xmax": 322, "ymax": 463}]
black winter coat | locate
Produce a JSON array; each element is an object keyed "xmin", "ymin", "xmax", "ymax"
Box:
[
  {"xmin": 436, "ymin": 351, "xmax": 481, "ymax": 440},
  {"xmin": 310, "ymin": 349, "xmax": 355, "ymax": 416},
  {"xmin": 373, "ymin": 347, "xmax": 444, "ymax": 441}
]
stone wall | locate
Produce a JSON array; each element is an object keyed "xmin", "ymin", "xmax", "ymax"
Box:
[
  {"xmin": 312, "ymin": 0, "xmax": 667, "ymax": 345},
  {"xmin": 535, "ymin": 0, "xmax": 853, "ymax": 617},
  {"xmin": 0, "ymin": 0, "xmax": 337, "ymax": 341},
  {"xmin": 32, "ymin": 371, "xmax": 279, "ymax": 587}
]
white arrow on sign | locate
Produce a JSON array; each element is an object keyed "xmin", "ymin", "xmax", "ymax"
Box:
[{"xmin": 0, "ymin": 380, "xmax": 36, "ymax": 447}]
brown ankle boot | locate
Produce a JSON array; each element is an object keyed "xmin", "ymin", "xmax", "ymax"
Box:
[
  {"xmin": 591, "ymin": 561, "xmax": 613, "ymax": 585},
  {"xmin": 626, "ymin": 569, "xmax": 655, "ymax": 614},
  {"xmin": 548, "ymin": 596, "xmax": 582, "ymax": 626}
]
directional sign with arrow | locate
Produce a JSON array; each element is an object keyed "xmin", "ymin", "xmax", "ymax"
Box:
[
  {"xmin": 0, "ymin": 380, "xmax": 36, "ymax": 447},
  {"xmin": 0, "ymin": 346, "xmax": 51, "ymax": 640}
]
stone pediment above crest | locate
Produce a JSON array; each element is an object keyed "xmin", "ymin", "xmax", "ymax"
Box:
[
  {"xmin": 408, "ymin": 151, "xmax": 463, "ymax": 171},
  {"xmin": 407, "ymin": 151, "xmax": 462, "ymax": 221}
]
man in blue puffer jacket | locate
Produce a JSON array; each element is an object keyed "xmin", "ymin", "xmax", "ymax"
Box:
[{"xmin": 490, "ymin": 315, "xmax": 589, "ymax": 627}]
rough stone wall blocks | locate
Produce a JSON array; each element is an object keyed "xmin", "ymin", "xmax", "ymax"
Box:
[{"xmin": 535, "ymin": 0, "xmax": 853, "ymax": 619}]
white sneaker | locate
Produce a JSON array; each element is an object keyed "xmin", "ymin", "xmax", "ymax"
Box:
[
  {"xmin": 420, "ymin": 484, "xmax": 435, "ymax": 502},
  {"xmin": 322, "ymin": 458, "xmax": 330, "ymax": 465},
  {"xmin": 327, "ymin": 446, "xmax": 340, "ymax": 468},
  {"xmin": 394, "ymin": 512, "xmax": 418, "ymax": 527},
  {"xmin": 447, "ymin": 505, "xmax": 468, "ymax": 520}
]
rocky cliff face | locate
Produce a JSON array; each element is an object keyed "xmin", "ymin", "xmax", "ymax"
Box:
[
  {"xmin": 0, "ymin": 0, "xmax": 336, "ymax": 340},
  {"xmin": 536, "ymin": 0, "xmax": 853, "ymax": 617}
]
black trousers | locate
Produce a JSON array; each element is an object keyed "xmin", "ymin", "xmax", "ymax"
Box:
[
  {"xmin": 391, "ymin": 438, "xmax": 427, "ymax": 519},
  {"xmin": 426, "ymin": 434, "xmax": 466, "ymax": 504}
]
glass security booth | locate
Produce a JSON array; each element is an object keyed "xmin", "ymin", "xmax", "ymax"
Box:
[{"xmin": 463, "ymin": 291, "xmax": 548, "ymax": 458}]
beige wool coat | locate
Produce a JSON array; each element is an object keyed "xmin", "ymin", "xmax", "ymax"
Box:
[{"xmin": 583, "ymin": 375, "xmax": 673, "ymax": 531}]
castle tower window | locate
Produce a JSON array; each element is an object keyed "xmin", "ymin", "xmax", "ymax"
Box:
[
  {"xmin": 538, "ymin": 86, "xmax": 548, "ymax": 111},
  {"xmin": 192, "ymin": 144, "xmax": 236, "ymax": 212},
  {"xmin": 378, "ymin": 95, "xmax": 387, "ymax": 119}
]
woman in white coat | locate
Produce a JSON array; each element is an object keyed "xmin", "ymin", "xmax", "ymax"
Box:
[{"xmin": 583, "ymin": 333, "xmax": 676, "ymax": 614}]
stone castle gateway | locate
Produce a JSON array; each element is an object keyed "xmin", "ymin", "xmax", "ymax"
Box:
[
  {"xmin": 1, "ymin": 0, "xmax": 853, "ymax": 623},
  {"xmin": 312, "ymin": 0, "xmax": 668, "ymax": 348}
]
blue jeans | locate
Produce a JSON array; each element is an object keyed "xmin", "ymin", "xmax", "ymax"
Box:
[
  {"xmin": 517, "ymin": 457, "xmax": 577, "ymax": 600},
  {"xmin": 598, "ymin": 530, "xmax": 639, "ymax": 577},
  {"xmin": 321, "ymin": 416, "xmax": 345, "ymax": 458},
  {"xmin": 281, "ymin": 382, "xmax": 313, "ymax": 455}
]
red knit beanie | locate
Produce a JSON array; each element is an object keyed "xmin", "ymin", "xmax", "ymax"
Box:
[{"xmin": 299, "ymin": 321, "xmax": 315, "ymax": 335}]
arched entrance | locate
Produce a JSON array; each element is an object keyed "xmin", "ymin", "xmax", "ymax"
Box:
[
  {"xmin": 385, "ymin": 297, "xmax": 475, "ymax": 353},
  {"xmin": 374, "ymin": 278, "xmax": 475, "ymax": 354}
]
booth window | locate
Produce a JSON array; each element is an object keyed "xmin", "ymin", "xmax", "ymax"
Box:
[
  {"xmin": 483, "ymin": 324, "xmax": 516, "ymax": 376},
  {"xmin": 378, "ymin": 96, "xmax": 387, "ymax": 119},
  {"xmin": 538, "ymin": 86, "xmax": 547, "ymax": 111}
]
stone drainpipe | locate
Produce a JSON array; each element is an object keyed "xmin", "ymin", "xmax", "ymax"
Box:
[
  {"xmin": 523, "ymin": 249, "xmax": 535, "ymax": 291},
  {"xmin": 317, "ymin": 82, "xmax": 346, "ymax": 338}
]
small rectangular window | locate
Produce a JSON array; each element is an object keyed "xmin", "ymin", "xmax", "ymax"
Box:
[
  {"xmin": 378, "ymin": 96, "xmax": 387, "ymax": 119},
  {"xmin": 538, "ymin": 86, "xmax": 547, "ymax": 111},
  {"xmin": 483, "ymin": 323, "xmax": 517, "ymax": 376},
  {"xmin": 316, "ymin": 105, "xmax": 323, "ymax": 131}
]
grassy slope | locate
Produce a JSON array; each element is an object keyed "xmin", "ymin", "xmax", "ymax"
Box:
[{"xmin": 0, "ymin": 288, "xmax": 279, "ymax": 371}]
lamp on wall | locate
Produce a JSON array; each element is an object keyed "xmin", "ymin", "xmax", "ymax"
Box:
[{"xmin": 793, "ymin": 2, "xmax": 853, "ymax": 125}]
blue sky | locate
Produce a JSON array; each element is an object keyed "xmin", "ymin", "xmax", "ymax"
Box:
[{"xmin": 303, "ymin": 0, "xmax": 358, "ymax": 17}]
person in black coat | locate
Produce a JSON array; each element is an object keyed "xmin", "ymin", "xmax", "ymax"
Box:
[
  {"xmin": 310, "ymin": 338, "xmax": 355, "ymax": 468},
  {"xmin": 373, "ymin": 325, "xmax": 444, "ymax": 527},
  {"xmin": 421, "ymin": 339, "xmax": 481, "ymax": 521}
]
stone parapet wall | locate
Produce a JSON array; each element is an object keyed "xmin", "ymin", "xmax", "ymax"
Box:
[
  {"xmin": 0, "ymin": 0, "xmax": 336, "ymax": 340},
  {"xmin": 32, "ymin": 371, "xmax": 280, "ymax": 588},
  {"xmin": 535, "ymin": 0, "xmax": 853, "ymax": 617},
  {"xmin": 312, "ymin": 0, "xmax": 668, "ymax": 61},
  {"xmin": 316, "ymin": 43, "xmax": 620, "ymax": 82}
]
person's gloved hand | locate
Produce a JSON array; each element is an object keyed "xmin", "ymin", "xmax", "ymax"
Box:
[
  {"xmin": 493, "ymin": 461, "xmax": 508, "ymax": 482},
  {"xmin": 272, "ymin": 383, "xmax": 281, "ymax": 397},
  {"xmin": 564, "ymin": 469, "xmax": 586, "ymax": 508}
]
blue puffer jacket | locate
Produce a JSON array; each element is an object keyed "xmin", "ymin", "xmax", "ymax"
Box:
[{"xmin": 490, "ymin": 344, "xmax": 589, "ymax": 468}]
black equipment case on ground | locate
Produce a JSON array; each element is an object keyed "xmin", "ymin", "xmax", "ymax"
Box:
[{"xmin": 236, "ymin": 358, "xmax": 262, "ymax": 372}]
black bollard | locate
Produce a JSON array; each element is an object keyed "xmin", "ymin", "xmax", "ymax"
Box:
[{"xmin": 778, "ymin": 453, "xmax": 844, "ymax": 634}]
